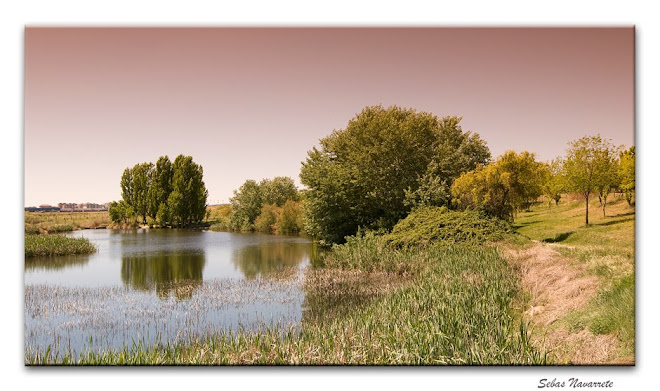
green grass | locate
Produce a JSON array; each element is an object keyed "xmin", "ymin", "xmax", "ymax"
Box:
[
  {"xmin": 514, "ymin": 195, "xmax": 635, "ymax": 361},
  {"xmin": 25, "ymin": 234, "xmax": 97, "ymax": 257}
]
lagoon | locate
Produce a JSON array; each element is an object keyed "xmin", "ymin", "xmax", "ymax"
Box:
[{"xmin": 24, "ymin": 229, "xmax": 317, "ymax": 359}]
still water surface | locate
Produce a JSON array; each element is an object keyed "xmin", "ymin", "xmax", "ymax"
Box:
[{"xmin": 24, "ymin": 229, "xmax": 317, "ymax": 358}]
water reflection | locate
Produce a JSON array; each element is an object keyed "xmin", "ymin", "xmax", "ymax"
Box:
[
  {"xmin": 121, "ymin": 251, "xmax": 206, "ymax": 300},
  {"xmin": 231, "ymin": 241, "xmax": 315, "ymax": 279},
  {"xmin": 25, "ymin": 254, "xmax": 90, "ymax": 271}
]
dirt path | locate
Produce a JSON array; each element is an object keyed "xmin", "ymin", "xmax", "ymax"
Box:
[{"xmin": 502, "ymin": 241, "xmax": 621, "ymax": 364}]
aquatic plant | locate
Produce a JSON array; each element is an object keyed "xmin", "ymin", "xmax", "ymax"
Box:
[{"xmin": 25, "ymin": 234, "xmax": 97, "ymax": 257}]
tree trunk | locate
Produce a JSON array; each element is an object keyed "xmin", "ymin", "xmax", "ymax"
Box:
[
  {"xmin": 602, "ymin": 194, "xmax": 607, "ymax": 217},
  {"xmin": 585, "ymin": 193, "xmax": 590, "ymax": 226}
]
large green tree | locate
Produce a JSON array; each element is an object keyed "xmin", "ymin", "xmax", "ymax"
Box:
[
  {"xmin": 300, "ymin": 105, "xmax": 490, "ymax": 244},
  {"xmin": 167, "ymin": 155, "xmax": 208, "ymax": 227},
  {"xmin": 563, "ymin": 135, "xmax": 617, "ymax": 225},
  {"xmin": 229, "ymin": 179, "xmax": 263, "ymax": 231},
  {"xmin": 120, "ymin": 162, "xmax": 153, "ymax": 224},
  {"xmin": 147, "ymin": 156, "xmax": 174, "ymax": 220}
]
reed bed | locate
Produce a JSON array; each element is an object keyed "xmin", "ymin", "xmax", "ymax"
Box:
[
  {"xmin": 25, "ymin": 234, "xmax": 97, "ymax": 257},
  {"xmin": 25, "ymin": 211, "xmax": 111, "ymax": 232},
  {"xmin": 25, "ymin": 273, "xmax": 307, "ymax": 363}
]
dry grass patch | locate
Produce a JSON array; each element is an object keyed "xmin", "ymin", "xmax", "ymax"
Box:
[{"xmin": 501, "ymin": 241, "xmax": 618, "ymax": 364}]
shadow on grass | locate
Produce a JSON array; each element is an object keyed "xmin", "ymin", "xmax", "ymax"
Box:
[
  {"xmin": 512, "ymin": 220, "xmax": 539, "ymax": 229},
  {"xmin": 542, "ymin": 231, "xmax": 575, "ymax": 243},
  {"xmin": 612, "ymin": 211, "xmax": 635, "ymax": 218},
  {"xmin": 594, "ymin": 215, "xmax": 635, "ymax": 227}
]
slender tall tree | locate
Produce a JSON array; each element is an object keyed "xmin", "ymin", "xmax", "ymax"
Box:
[{"xmin": 563, "ymin": 135, "xmax": 616, "ymax": 225}]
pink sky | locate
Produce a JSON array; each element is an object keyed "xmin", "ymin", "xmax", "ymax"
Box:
[{"xmin": 24, "ymin": 27, "xmax": 634, "ymax": 207}]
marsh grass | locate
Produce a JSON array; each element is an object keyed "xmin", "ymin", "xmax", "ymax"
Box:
[
  {"xmin": 25, "ymin": 211, "xmax": 111, "ymax": 232},
  {"xmin": 514, "ymin": 196, "xmax": 635, "ymax": 362},
  {"xmin": 25, "ymin": 234, "xmax": 97, "ymax": 257}
]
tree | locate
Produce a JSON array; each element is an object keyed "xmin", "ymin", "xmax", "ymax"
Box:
[
  {"xmin": 229, "ymin": 176, "xmax": 301, "ymax": 232},
  {"xmin": 229, "ymin": 179, "xmax": 263, "ymax": 231},
  {"xmin": 541, "ymin": 158, "xmax": 565, "ymax": 208},
  {"xmin": 115, "ymin": 155, "xmax": 207, "ymax": 227},
  {"xmin": 109, "ymin": 200, "xmax": 135, "ymax": 224},
  {"xmin": 275, "ymin": 200, "xmax": 305, "ymax": 235},
  {"xmin": 132, "ymin": 162, "xmax": 154, "ymax": 224},
  {"xmin": 451, "ymin": 151, "xmax": 545, "ymax": 221},
  {"xmin": 563, "ymin": 135, "xmax": 617, "ymax": 225},
  {"xmin": 254, "ymin": 203, "xmax": 279, "ymax": 233},
  {"xmin": 595, "ymin": 147, "xmax": 620, "ymax": 217},
  {"xmin": 167, "ymin": 155, "xmax": 208, "ymax": 227},
  {"xmin": 300, "ymin": 105, "xmax": 490, "ymax": 244},
  {"xmin": 260, "ymin": 176, "xmax": 300, "ymax": 206},
  {"xmin": 148, "ymin": 156, "xmax": 173, "ymax": 220},
  {"xmin": 120, "ymin": 163, "xmax": 153, "ymax": 224},
  {"xmin": 618, "ymin": 146, "xmax": 635, "ymax": 206}
]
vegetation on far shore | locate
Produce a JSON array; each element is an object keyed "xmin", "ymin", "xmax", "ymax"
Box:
[{"xmin": 25, "ymin": 211, "xmax": 111, "ymax": 234}]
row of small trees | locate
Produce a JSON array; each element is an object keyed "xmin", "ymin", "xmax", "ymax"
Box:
[
  {"xmin": 224, "ymin": 176, "xmax": 304, "ymax": 234},
  {"xmin": 109, "ymin": 155, "xmax": 208, "ymax": 227},
  {"xmin": 450, "ymin": 136, "xmax": 634, "ymax": 225}
]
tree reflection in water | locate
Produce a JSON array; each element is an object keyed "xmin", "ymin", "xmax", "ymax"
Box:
[
  {"xmin": 25, "ymin": 254, "xmax": 90, "ymax": 271},
  {"xmin": 121, "ymin": 251, "xmax": 206, "ymax": 300},
  {"xmin": 231, "ymin": 241, "xmax": 317, "ymax": 279}
]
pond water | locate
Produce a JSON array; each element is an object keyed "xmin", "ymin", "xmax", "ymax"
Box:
[{"xmin": 24, "ymin": 229, "xmax": 318, "ymax": 359}]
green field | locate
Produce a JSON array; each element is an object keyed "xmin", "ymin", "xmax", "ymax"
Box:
[{"xmin": 513, "ymin": 195, "xmax": 635, "ymax": 363}]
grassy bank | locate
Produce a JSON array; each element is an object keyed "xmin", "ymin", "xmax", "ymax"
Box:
[
  {"xmin": 512, "ymin": 196, "xmax": 635, "ymax": 363},
  {"xmin": 25, "ymin": 211, "xmax": 111, "ymax": 233},
  {"xmin": 25, "ymin": 234, "xmax": 97, "ymax": 257}
]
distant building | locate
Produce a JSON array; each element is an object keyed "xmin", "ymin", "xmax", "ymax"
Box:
[{"xmin": 52, "ymin": 202, "xmax": 109, "ymax": 212}]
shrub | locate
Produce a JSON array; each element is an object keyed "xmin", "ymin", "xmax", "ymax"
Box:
[
  {"xmin": 275, "ymin": 200, "xmax": 305, "ymax": 235},
  {"xmin": 384, "ymin": 206, "xmax": 513, "ymax": 248},
  {"xmin": 254, "ymin": 204, "xmax": 279, "ymax": 233}
]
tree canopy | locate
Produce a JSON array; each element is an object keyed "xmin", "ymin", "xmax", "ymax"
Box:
[
  {"xmin": 111, "ymin": 155, "xmax": 208, "ymax": 227},
  {"xmin": 229, "ymin": 176, "xmax": 301, "ymax": 232},
  {"xmin": 540, "ymin": 158, "xmax": 565, "ymax": 207},
  {"xmin": 562, "ymin": 135, "xmax": 617, "ymax": 225},
  {"xmin": 618, "ymin": 146, "xmax": 635, "ymax": 206},
  {"xmin": 451, "ymin": 150, "xmax": 545, "ymax": 221},
  {"xmin": 300, "ymin": 105, "xmax": 491, "ymax": 244}
]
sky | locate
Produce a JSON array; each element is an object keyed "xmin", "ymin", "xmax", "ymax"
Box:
[{"xmin": 24, "ymin": 27, "xmax": 634, "ymax": 207}]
